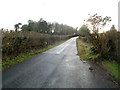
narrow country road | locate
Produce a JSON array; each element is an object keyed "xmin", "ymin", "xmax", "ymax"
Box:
[{"xmin": 3, "ymin": 37, "xmax": 117, "ymax": 88}]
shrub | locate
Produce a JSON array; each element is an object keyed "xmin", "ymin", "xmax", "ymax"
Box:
[
  {"xmin": 90, "ymin": 46, "xmax": 97, "ymax": 54},
  {"xmin": 2, "ymin": 31, "xmax": 68, "ymax": 60},
  {"xmin": 88, "ymin": 26, "xmax": 120, "ymax": 63}
]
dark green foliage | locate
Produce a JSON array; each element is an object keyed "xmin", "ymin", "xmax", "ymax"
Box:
[
  {"xmin": 14, "ymin": 23, "xmax": 22, "ymax": 32},
  {"xmin": 86, "ymin": 14, "xmax": 119, "ymax": 62},
  {"xmin": 78, "ymin": 25, "xmax": 90, "ymax": 37},
  {"xmin": 90, "ymin": 46, "xmax": 97, "ymax": 54},
  {"xmin": 88, "ymin": 25, "xmax": 120, "ymax": 63},
  {"xmin": 2, "ymin": 31, "xmax": 68, "ymax": 60},
  {"xmin": 21, "ymin": 24, "xmax": 29, "ymax": 31},
  {"xmin": 21, "ymin": 19, "xmax": 76, "ymax": 35}
]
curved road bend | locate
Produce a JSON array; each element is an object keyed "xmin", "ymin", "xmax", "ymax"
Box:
[{"xmin": 3, "ymin": 37, "xmax": 117, "ymax": 88}]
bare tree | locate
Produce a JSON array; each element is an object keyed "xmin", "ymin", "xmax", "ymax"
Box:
[{"xmin": 87, "ymin": 13, "xmax": 111, "ymax": 33}]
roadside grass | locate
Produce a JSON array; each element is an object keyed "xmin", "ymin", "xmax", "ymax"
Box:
[
  {"xmin": 76, "ymin": 38, "xmax": 98, "ymax": 60},
  {"xmin": 102, "ymin": 61, "xmax": 120, "ymax": 79},
  {"xmin": 76, "ymin": 38, "xmax": 119, "ymax": 80},
  {"xmin": 2, "ymin": 40, "xmax": 66, "ymax": 70}
]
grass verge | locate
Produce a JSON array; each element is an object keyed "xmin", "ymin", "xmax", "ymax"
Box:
[
  {"xmin": 2, "ymin": 40, "xmax": 66, "ymax": 70},
  {"xmin": 102, "ymin": 61, "xmax": 119, "ymax": 79},
  {"xmin": 76, "ymin": 38, "xmax": 98, "ymax": 60},
  {"xmin": 76, "ymin": 38, "xmax": 120, "ymax": 80}
]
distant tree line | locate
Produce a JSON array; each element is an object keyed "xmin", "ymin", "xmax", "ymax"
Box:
[
  {"xmin": 2, "ymin": 18, "xmax": 76, "ymax": 62},
  {"xmin": 20, "ymin": 18, "xmax": 76, "ymax": 35}
]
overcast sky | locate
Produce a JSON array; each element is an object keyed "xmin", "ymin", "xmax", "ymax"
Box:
[{"xmin": 0, "ymin": 0, "xmax": 119, "ymax": 31}]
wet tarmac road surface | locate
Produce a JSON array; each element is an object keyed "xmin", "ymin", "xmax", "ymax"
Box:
[{"xmin": 2, "ymin": 37, "xmax": 117, "ymax": 88}]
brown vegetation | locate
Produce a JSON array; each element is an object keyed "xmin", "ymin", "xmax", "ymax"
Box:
[
  {"xmin": 2, "ymin": 30, "xmax": 68, "ymax": 60},
  {"xmin": 88, "ymin": 26, "xmax": 120, "ymax": 63}
]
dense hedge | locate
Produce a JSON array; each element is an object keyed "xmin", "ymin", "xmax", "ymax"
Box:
[
  {"xmin": 88, "ymin": 29, "xmax": 120, "ymax": 63},
  {"xmin": 2, "ymin": 31, "xmax": 68, "ymax": 60}
]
